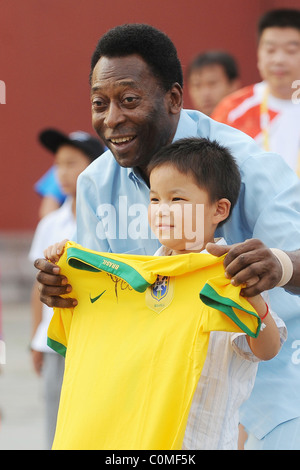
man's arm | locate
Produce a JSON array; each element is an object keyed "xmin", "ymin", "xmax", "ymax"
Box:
[
  {"xmin": 284, "ymin": 250, "xmax": 300, "ymax": 294},
  {"xmin": 206, "ymin": 239, "xmax": 300, "ymax": 296}
]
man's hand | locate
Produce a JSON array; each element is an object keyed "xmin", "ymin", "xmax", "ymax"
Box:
[
  {"xmin": 34, "ymin": 258, "xmax": 77, "ymax": 309},
  {"xmin": 206, "ymin": 239, "xmax": 282, "ymax": 296}
]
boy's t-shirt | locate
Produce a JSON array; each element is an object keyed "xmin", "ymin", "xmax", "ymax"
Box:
[{"xmin": 48, "ymin": 241, "xmax": 261, "ymax": 450}]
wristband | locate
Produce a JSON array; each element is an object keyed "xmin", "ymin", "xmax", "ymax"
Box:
[
  {"xmin": 260, "ymin": 303, "xmax": 269, "ymax": 321},
  {"xmin": 270, "ymin": 248, "xmax": 293, "ymax": 287}
]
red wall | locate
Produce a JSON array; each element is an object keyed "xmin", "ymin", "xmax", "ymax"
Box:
[{"xmin": 1, "ymin": 0, "xmax": 299, "ymax": 230}]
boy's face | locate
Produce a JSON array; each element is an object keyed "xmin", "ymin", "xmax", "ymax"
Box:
[
  {"xmin": 148, "ymin": 163, "xmax": 229, "ymax": 254},
  {"xmin": 257, "ymin": 27, "xmax": 300, "ymax": 99},
  {"xmin": 54, "ymin": 145, "xmax": 91, "ymax": 197},
  {"xmin": 187, "ymin": 64, "xmax": 239, "ymax": 116}
]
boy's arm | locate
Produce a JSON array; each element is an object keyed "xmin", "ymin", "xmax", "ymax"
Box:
[
  {"xmin": 31, "ymin": 281, "xmax": 43, "ymax": 341},
  {"xmin": 245, "ymin": 295, "xmax": 281, "ymax": 361},
  {"xmin": 30, "ymin": 281, "xmax": 44, "ymax": 375}
]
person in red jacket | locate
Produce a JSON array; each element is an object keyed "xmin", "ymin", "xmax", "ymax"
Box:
[{"xmin": 212, "ymin": 8, "xmax": 300, "ymax": 176}]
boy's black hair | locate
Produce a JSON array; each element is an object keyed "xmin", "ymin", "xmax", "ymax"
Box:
[
  {"xmin": 148, "ymin": 137, "xmax": 241, "ymax": 224},
  {"xmin": 90, "ymin": 23, "xmax": 183, "ymax": 91},
  {"xmin": 258, "ymin": 8, "xmax": 300, "ymax": 38},
  {"xmin": 187, "ymin": 51, "xmax": 239, "ymax": 82}
]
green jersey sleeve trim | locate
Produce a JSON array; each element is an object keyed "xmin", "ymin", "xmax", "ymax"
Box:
[
  {"xmin": 200, "ymin": 283, "xmax": 261, "ymax": 338},
  {"xmin": 66, "ymin": 247, "xmax": 152, "ymax": 293},
  {"xmin": 47, "ymin": 337, "xmax": 67, "ymax": 357}
]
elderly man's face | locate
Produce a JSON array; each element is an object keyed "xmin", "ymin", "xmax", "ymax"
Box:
[{"xmin": 90, "ymin": 54, "xmax": 181, "ymax": 171}]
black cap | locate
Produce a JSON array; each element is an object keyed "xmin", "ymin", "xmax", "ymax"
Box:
[{"xmin": 39, "ymin": 128, "xmax": 104, "ymax": 161}]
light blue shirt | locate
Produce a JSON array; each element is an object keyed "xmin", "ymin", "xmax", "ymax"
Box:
[{"xmin": 75, "ymin": 109, "xmax": 300, "ymax": 439}]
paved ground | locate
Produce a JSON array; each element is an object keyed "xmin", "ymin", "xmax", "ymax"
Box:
[
  {"xmin": 0, "ymin": 301, "xmax": 46, "ymax": 450},
  {"xmin": 0, "ymin": 231, "xmax": 51, "ymax": 450}
]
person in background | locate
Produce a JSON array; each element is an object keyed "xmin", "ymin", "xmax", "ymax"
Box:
[
  {"xmin": 186, "ymin": 50, "xmax": 241, "ymax": 116},
  {"xmin": 29, "ymin": 128, "xmax": 104, "ymax": 448},
  {"xmin": 212, "ymin": 8, "xmax": 300, "ymax": 176},
  {"xmin": 34, "ymin": 166, "xmax": 66, "ymax": 219}
]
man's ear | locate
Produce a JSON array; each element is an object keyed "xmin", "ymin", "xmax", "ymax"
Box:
[
  {"xmin": 168, "ymin": 83, "xmax": 183, "ymax": 114},
  {"xmin": 213, "ymin": 198, "xmax": 231, "ymax": 224}
]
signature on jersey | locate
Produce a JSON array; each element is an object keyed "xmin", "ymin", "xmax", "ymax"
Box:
[{"xmin": 106, "ymin": 272, "xmax": 133, "ymax": 301}]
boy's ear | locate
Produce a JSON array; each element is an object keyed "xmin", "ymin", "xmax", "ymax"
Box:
[{"xmin": 214, "ymin": 198, "xmax": 231, "ymax": 224}]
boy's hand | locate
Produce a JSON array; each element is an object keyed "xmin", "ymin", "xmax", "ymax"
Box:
[
  {"xmin": 31, "ymin": 350, "xmax": 43, "ymax": 375},
  {"xmin": 43, "ymin": 238, "xmax": 69, "ymax": 263},
  {"xmin": 206, "ymin": 238, "xmax": 282, "ymax": 296}
]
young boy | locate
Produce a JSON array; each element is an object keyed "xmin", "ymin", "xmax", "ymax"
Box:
[{"xmin": 147, "ymin": 137, "xmax": 286, "ymax": 450}]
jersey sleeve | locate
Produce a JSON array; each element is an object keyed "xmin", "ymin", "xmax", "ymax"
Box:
[
  {"xmin": 199, "ymin": 274, "xmax": 261, "ymax": 337},
  {"xmin": 46, "ymin": 245, "xmax": 76, "ymax": 357},
  {"xmin": 47, "ymin": 307, "xmax": 74, "ymax": 357}
]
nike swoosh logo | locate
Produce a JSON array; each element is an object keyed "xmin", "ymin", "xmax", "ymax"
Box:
[{"xmin": 89, "ymin": 290, "xmax": 106, "ymax": 303}]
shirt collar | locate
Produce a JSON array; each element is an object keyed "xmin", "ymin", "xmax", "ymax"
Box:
[
  {"xmin": 155, "ymin": 237, "xmax": 227, "ymax": 256},
  {"xmin": 127, "ymin": 166, "xmax": 149, "ymax": 189},
  {"xmin": 172, "ymin": 109, "xmax": 199, "ymax": 142}
]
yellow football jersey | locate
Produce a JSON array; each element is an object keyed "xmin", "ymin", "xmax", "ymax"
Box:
[{"xmin": 48, "ymin": 241, "xmax": 260, "ymax": 450}]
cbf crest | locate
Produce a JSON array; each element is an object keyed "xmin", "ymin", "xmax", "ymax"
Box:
[{"xmin": 145, "ymin": 275, "xmax": 175, "ymax": 314}]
